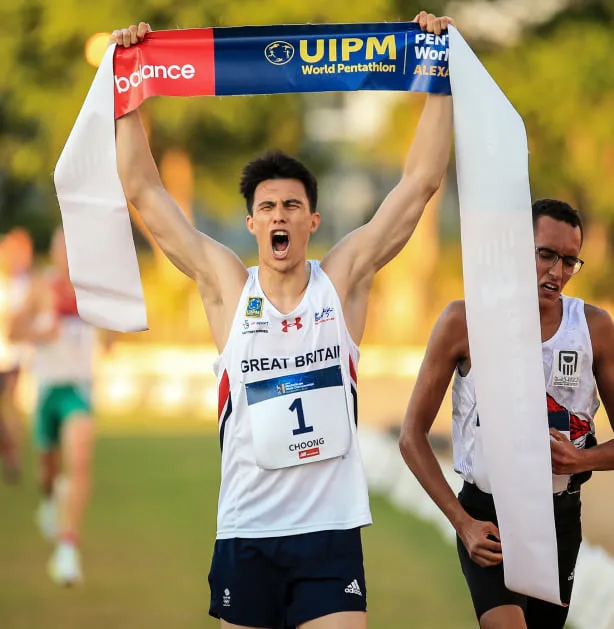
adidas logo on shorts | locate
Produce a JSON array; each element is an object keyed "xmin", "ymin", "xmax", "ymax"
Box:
[{"xmin": 344, "ymin": 579, "xmax": 362, "ymax": 596}]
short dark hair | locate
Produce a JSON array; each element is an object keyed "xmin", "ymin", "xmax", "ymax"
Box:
[
  {"xmin": 532, "ymin": 198, "xmax": 584, "ymax": 243},
  {"xmin": 239, "ymin": 150, "xmax": 318, "ymax": 216}
]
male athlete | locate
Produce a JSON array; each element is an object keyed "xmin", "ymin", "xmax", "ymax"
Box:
[
  {"xmin": 0, "ymin": 227, "xmax": 33, "ymax": 483},
  {"xmin": 11, "ymin": 228, "xmax": 97, "ymax": 586},
  {"xmin": 400, "ymin": 199, "xmax": 614, "ymax": 629},
  {"xmin": 111, "ymin": 11, "xmax": 453, "ymax": 627}
]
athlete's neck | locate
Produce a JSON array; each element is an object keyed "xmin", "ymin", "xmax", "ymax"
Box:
[
  {"xmin": 539, "ymin": 296, "xmax": 564, "ymax": 342},
  {"xmin": 258, "ymin": 261, "xmax": 311, "ymax": 315}
]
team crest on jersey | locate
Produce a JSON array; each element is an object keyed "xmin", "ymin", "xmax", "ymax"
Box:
[
  {"xmin": 551, "ymin": 350, "xmax": 582, "ymax": 388},
  {"xmin": 245, "ymin": 296, "xmax": 264, "ymax": 318}
]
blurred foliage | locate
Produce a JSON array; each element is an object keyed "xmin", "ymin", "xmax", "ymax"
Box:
[
  {"xmin": 0, "ymin": 0, "xmax": 613, "ymax": 342},
  {"xmin": 0, "ymin": 0, "xmax": 426, "ymax": 230},
  {"xmin": 375, "ymin": 1, "xmax": 614, "ymax": 309}
]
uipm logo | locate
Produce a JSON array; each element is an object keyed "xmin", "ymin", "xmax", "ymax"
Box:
[{"xmin": 264, "ymin": 41, "xmax": 295, "ymax": 65}]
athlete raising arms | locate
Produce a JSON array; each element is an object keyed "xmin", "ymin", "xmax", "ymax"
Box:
[{"xmin": 111, "ymin": 11, "xmax": 453, "ymax": 628}]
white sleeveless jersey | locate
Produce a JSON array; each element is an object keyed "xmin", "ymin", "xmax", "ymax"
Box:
[
  {"xmin": 213, "ymin": 261, "xmax": 372, "ymax": 539},
  {"xmin": 34, "ymin": 276, "xmax": 95, "ymax": 385},
  {"xmin": 35, "ymin": 316, "xmax": 95, "ymax": 385},
  {"xmin": 451, "ymin": 296, "xmax": 599, "ymax": 488}
]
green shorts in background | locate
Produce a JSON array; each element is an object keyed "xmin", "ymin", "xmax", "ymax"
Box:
[{"xmin": 34, "ymin": 383, "xmax": 92, "ymax": 450}]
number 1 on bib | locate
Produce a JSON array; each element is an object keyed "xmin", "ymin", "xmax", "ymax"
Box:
[{"xmin": 290, "ymin": 398, "xmax": 313, "ymax": 436}]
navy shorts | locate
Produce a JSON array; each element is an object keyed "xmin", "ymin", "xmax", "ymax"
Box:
[
  {"xmin": 208, "ymin": 528, "xmax": 367, "ymax": 628},
  {"xmin": 457, "ymin": 482, "xmax": 582, "ymax": 628}
]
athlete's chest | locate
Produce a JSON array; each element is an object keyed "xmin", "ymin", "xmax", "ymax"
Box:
[
  {"xmin": 542, "ymin": 325, "xmax": 592, "ymax": 394},
  {"xmin": 237, "ymin": 290, "xmax": 339, "ymax": 350},
  {"xmin": 235, "ymin": 290, "xmax": 351, "ymax": 470}
]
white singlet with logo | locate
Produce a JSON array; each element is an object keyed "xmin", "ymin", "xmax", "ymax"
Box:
[
  {"xmin": 451, "ymin": 295, "xmax": 599, "ymax": 493},
  {"xmin": 214, "ymin": 261, "xmax": 372, "ymax": 539}
]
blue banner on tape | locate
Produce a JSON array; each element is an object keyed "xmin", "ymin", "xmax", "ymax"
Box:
[{"xmin": 213, "ymin": 22, "xmax": 450, "ymax": 96}]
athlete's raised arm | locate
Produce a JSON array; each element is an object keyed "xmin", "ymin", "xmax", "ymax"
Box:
[
  {"xmin": 111, "ymin": 23, "xmax": 248, "ymax": 350},
  {"xmin": 322, "ymin": 12, "xmax": 453, "ymax": 343}
]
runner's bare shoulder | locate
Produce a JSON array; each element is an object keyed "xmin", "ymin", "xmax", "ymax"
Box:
[
  {"xmin": 584, "ymin": 303, "xmax": 614, "ymax": 356},
  {"xmin": 441, "ymin": 300, "xmax": 468, "ymax": 337},
  {"xmin": 436, "ymin": 300, "xmax": 470, "ymax": 366}
]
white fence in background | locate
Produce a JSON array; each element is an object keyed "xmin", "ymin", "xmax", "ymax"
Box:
[{"xmin": 359, "ymin": 426, "xmax": 614, "ymax": 629}]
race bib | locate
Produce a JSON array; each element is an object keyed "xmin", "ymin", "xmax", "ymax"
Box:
[{"xmin": 245, "ymin": 365, "xmax": 352, "ymax": 470}]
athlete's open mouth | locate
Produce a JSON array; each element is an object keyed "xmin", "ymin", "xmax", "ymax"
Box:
[
  {"xmin": 542, "ymin": 282, "xmax": 560, "ymax": 294},
  {"xmin": 271, "ymin": 230, "xmax": 290, "ymax": 259}
]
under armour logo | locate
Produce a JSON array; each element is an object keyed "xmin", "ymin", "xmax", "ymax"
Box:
[{"xmin": 282, "ymin": 317, "xmax": 302, "ymax": 333}]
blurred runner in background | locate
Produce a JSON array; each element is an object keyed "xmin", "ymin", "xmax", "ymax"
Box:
[
  {"xmin": 0, "ymin": 227, "xmax": 34, "ymax": 484},
  {"xmin": 11, "ymin": 228, "xmax": 97, "ymax": 586}
]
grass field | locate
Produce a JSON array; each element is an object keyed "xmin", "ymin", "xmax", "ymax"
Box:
[{"xmin": 0, "ymin": 426, "xmax": 477, "ymax": 629}]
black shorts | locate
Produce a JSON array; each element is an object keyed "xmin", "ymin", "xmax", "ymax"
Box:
[
  {"xmin": 457, "ymin": 482, "xmax": 582, "ymax": 629},
  {"xmin": 208, "ymin": 528, "xmax": 367, "ymax": 628}
]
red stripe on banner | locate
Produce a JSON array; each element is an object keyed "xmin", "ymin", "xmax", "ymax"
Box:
[
  {"xmin": 218, "ymin": 369, "xmax": 230, "ymax": 421},
  {"xmin": 114, "ymin": 29, "xmax": 215, "ymax": 118},
  {"xmin": 349, "ymin": 356, "xmax": 357, "ymax": 384}
]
